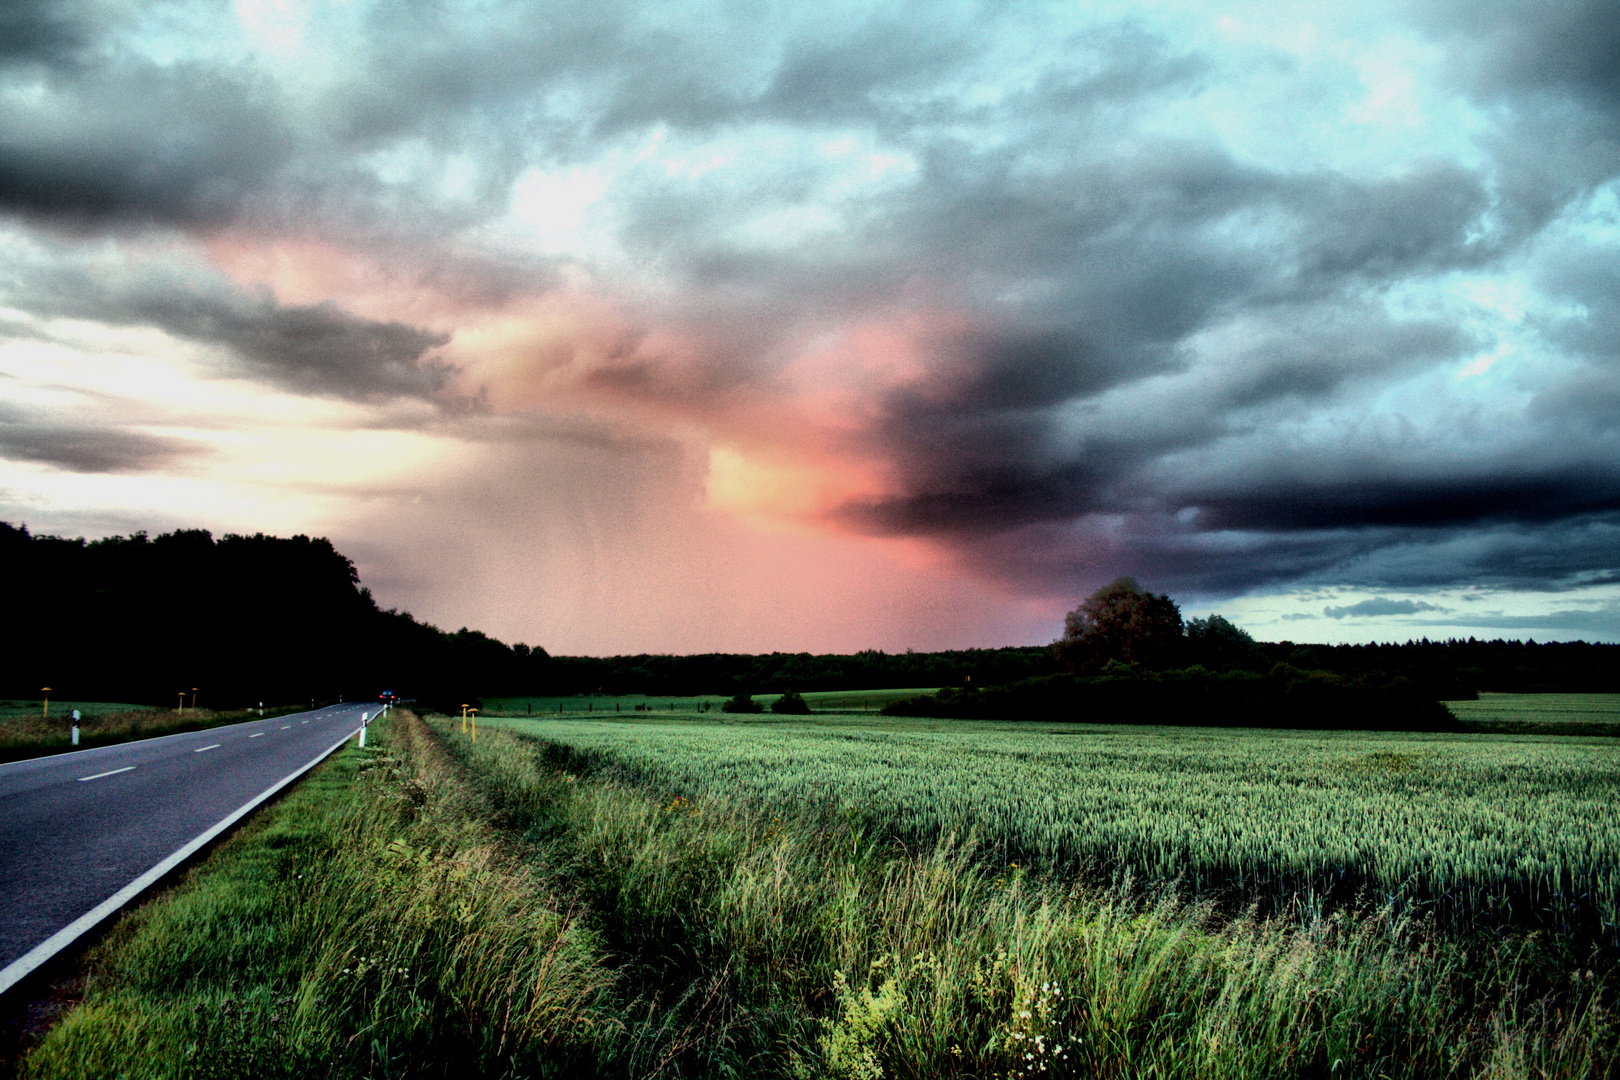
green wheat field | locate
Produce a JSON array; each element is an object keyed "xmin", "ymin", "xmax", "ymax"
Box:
[{"xmin": 15, "ymin": 699, "xmax": 1620, "ymax": 1079}]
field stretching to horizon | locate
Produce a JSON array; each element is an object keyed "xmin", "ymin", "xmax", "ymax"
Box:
[
  {"xmin": 14, "ymin": 702, "xmax": 1620, "ymax": 1078},
  {"xmin": 1445, "ymin": 693, "xmax": 1620, "ymax": 736},
  {"xmin": 484, "ymin": 711, "xmax": 1620, "ymax": 941}
]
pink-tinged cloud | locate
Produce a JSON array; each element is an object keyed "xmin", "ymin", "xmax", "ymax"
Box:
[{"xmin": 199, "ymin": 231, "xmax": 1081, "ymax": 650}]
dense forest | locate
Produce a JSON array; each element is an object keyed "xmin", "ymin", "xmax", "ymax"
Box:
[
  {"xmin": 4, "ymin": 524, "xmax": 1616, "ymax": 710},
  {"xmin": 1, "ymin": 523, "xmax": 546, "ymax": 710}
]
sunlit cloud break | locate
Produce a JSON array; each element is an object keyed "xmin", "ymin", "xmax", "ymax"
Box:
[{"xmin": 1, "ymin": 0, "xmax": 1617, "ymax": 651}]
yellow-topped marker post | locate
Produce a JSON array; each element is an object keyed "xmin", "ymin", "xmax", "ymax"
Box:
[
  {"xmin": 468, "ymin": 708, "xmax": 478, "ymax": 741},
  {"xmin": 460, "ymin": 704, "xmax": 469, "ymax": 734},
  {"xmin": 40, "ymin": 688, "xmax": 51, "ymax": 722},
  {"xmin": 176, "ymin": 690, "xmax": 185, "ymax": 714}
]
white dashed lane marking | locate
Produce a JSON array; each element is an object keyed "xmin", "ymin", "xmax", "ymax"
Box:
[
  {"xmin": 77, "ymin": 767, "xmax": 135, "ymax": 782},
  {"xmin": 194, "ymin": 744, "xmax": 221, "ymax": 753},
  {"xmin": 248, "ymin": 733, "xmax": 264, "ymax": 738}
]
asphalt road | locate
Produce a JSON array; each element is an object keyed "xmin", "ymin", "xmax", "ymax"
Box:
[{"xmin": 0, "ymin": 704, "xmax": 371, "ymax": 992}]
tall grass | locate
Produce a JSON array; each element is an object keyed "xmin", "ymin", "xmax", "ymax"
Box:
[{"xmin": 22, "ymin": 712, "xmax": 614, "ymax": 1079}]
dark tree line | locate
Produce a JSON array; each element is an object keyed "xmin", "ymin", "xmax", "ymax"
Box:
[
  {"xmin": 1255, "ymin": 637, "xmax": 1620, "ymax": 694},
  {"xmin": 1, "ymin": 523, "xmax": 550, "ymax": 710},
  {"xmin": 884, "ymin": 578, "xmax": 1620, "ymax": 729},
  {"xmin": 540, "ymin": 636, "xmax": 1618, "ymax": 700},
  {"xmin": 546, "ymin": 646, "xmax": 1060, "ymax": 697},
  {"xmin": 6, "ymin": 528, "xmax": 1614, "ymax": 715}
]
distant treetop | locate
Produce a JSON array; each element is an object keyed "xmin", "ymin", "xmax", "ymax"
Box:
[{"xmin": 1054, "ymin": 577, "xmax": 1183, "ymax": 673}]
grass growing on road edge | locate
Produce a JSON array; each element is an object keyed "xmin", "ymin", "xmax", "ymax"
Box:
[{"xmin": 19, "ymin": 711, "xmax": 615, "ymax": 1079}]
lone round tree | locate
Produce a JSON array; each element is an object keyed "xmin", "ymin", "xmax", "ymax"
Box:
[{"xmin": 1054, "ymin": 577, "xmax": 1183, "ymax": 672}]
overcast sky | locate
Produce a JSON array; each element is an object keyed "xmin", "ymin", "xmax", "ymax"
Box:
[{"xmin": 2, "ymin": 0, "xmax": 1618, "ymax": 653}]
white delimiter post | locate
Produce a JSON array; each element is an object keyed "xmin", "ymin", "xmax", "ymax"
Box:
[
  {"xmin": 71, "ymin": 709, "xmax": 80, "ymax": 747},
  {"xmin": 358, "ymin": 710, "xmax": 369, "ymax": 748}
]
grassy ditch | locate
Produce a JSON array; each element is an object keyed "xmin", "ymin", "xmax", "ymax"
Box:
[
  {"xmin": 22, "ymin": 711, "xmax": 1618, "ymax": 1078},
  {"xmin": 0, "ymin": 702, "xmax": 305, "ymax": 764},
  {"xmin": 18, "ymin": 711, "xmax": 614, "ymax": 1079}
]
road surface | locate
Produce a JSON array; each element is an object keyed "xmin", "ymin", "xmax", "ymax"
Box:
[{"xmin": 0, "ymin": 704, "xmax": 372, "ymax": 994}]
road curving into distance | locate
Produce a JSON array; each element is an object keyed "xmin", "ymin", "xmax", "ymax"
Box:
[{"xmin": 0, "ymin": 703, "xmax": 374, "ymax": 996}]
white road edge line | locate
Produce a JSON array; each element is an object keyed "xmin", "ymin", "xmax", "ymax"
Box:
[
  {"xmin": 77, "ymin": 766, "xmax": 135, "ymax": 783},
  {"xmin": 0, "ymin": 723, "xmax": 362, "ymax": 998},
  {"xmin": 194, "ymin": 744, "xmax": 222, "ymax": 753}
]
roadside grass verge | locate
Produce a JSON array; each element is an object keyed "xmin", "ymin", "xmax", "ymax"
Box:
[
  {"xmin": 0, "ymin": 703, "xmax": 305, "ymax": 764},
  {"xmin": 19, "ymin": 711, "xmax": 614, "ymax": 1079},
  {"xmin": 0, "ymin": 701, "xmax": 151, "ymax": 721}
]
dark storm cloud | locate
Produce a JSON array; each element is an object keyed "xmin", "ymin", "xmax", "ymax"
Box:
[
  {"xmin": 1190, "ymin": 469, "xmax": 1620, "ymax": 532},
  {"xmin": 1531, "ymin": 240, "xmax": 1620, "ymax": 435},
  {"xmin": 1227, "ymin": 510, "xmax": 1620, "ymax": 601},
  {"xmin": 829, "ymin": 300, "xmax": 1484, "ymax": 542},
  {"xmin": 7, "ymin": 260, "xmax": 455, "ymax": 402},
  {"xmin": 1414, "ymin": 0, "xmax": 1620, "ymax": 241},
  {"xmin": 619, "ymin": 66, "xmax": 1504, "ymax": 560},
  {"xmin": 935, "ymin": 510, "xmax": 1620, "ymax": 614},
  {"xmin": 0, "ymin": 0, "xmax": 91, "ymax": 64},
  {"xmin": 0, "ymin": 0, "xmax": 568, "ymax": 230},
  {"xmin": 0, "ymin": 415, "xmax": 202, "ymax": 473},
  {"xmin": 1421, "ymin": 0, "xmax": 1620, "ymax": 107},
  {"xmin": 127, "ymin": 290, "xmax": 454, "ymax": 403},
  {"xmin": 0, "ymin": 46, "xmax": 295, "ymax": 226},
  {"xmin": 746, "ymin": 13, "xmax": 1613, "ymax": 603},
  {"xmin": 1289, "ymin": 162, "xmax": 1498, "ymax": 279}
]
